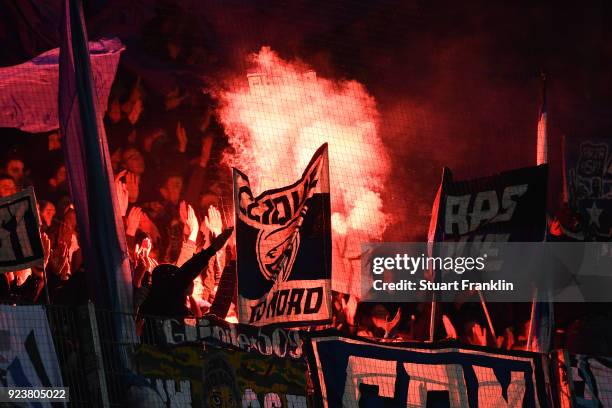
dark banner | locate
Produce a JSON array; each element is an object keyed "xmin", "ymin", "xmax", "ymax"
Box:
[
  {"xmin": 160, "ymin": 316, "xmax": 304, "ymax": 359},
  {"xmin": 0, "ymin": 187, "xmax": 44, "ymax": 273},
  {"xmin": 566, "ymin": 137, "xmax": 612, "ymax": 239},
  {"xmin": 233, "ymin": 144, "xmax": 332, "ymax": 327},
  {"xmin": 305, "ymin": 331, "xmax": 548, "ymax": 407},
  {"xmin": 0, "ymin": 305, "xmax": 66, "ymax": 406},
  {"xmin": 432, "ymin": 165, "xmax": 548, "ymax": 244},
  {"xmin": 422, "ymin": 165, "xmax": 549, "ymax": 299},
  {"xmin": 134, "ymin": 344, "xmax": 309, "ymax": 407},
  {"xmin": 568, "ymin": 353, "xmax": 612, "ymax": 407}
]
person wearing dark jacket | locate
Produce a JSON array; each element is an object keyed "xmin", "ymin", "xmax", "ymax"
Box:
[{"xmin": 138, "ymin": 227, "xmax": 233, "ymax": 318}]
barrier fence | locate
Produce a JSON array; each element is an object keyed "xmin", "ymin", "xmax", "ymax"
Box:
[{"xmin": 1, "ymin": 303, "xmax": 611, "ymax": 407}]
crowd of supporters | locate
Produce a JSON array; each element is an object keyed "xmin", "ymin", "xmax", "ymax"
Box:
[
  {"xmin": 1, "ymin": 3, "xmax": 610, "ymax": 356},
  {"xmin": 0, "ymin": 66, "xmax": 240, "ymax": 318},
  {"xmin": 0, "ymin": 100, "xmax": 539, "ymax": 350},
  {"xmin": 0, "ymin": 124, "xmax": 603, "ymax": 352}
]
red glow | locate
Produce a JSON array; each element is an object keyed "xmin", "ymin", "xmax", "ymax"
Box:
[{"xmin": 217, "ymin": 47, "xmax": 391, "ymax": 239}]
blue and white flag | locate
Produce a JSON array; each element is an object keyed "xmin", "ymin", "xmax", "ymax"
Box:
[{"xmin": 234, "ymin": 144, "xmax": 332, "ymax": 327}]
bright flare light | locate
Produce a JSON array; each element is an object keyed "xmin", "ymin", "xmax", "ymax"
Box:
[{"xmin": 217, "ymin": 47, "xmax": 390, "ymax": 239}]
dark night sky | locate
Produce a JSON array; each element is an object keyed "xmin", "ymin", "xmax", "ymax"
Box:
[
  {"xmin": 192, "ymin": 0, "xmax": 612, "ymax": 237},
  {"xmin": 2, "ymin": 0, "xmax": 612, "ymax": 238}
]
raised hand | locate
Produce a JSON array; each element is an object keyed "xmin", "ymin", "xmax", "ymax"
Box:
[
  {"xmin": 68, "ymin": 233, "xmax": 79, "ymax": 258},
  {"xmin": 133, "ymin": 247, "xmax": 146, "ymax": 288},
  {"xmin": 497, "ymin": 327, "xmax": 515, "ymax": 349},
  {"xmin": 140, "ymin": 237, "xmax": 152, "ymax": 258},
  {"xmin": 134, "ymin": 240, "xmax": 152, "ymax": 288},
  {"xmin": 199, "ymin": 106, "xmax": 212, "ymax": 133},
  {"xmin": 126, "ymin": 207, "xmax": 142, "ymax": 236},
  {"xmin": 107, "ymin": 98, "xmax": 121, "ymax": 123},
  {"xmin": 205, "ymin": 205, "xmax": 223, "ymax": 237},
  {"xmin": 127, "ymin": 98, "xmax": 142, "ymax": 125},
  {"xmin": 176, "ymin": 121, "xmax": 188, "ymax": 153},
  {"xmin": 48, "ymin": 242, "xmax": 66, "ymax": 273},
  {"xmin": 115, "ymin": 170, "xmax": 129, "ymax": 217},
  {"xmin": 442, "ymin": 314, "xmax": 458, "ymax": 339},
  {"xmin": 384, "ymin": 308, "xmax": 402, "ymax": 338},
  {"xmin": 179, "ymin": 200, "xmax": 188, "ymax": 224},
  {"xmin": 186, "ymin": 204, "xmax": 199, "ymax": 242},
  {"xmin": 126, "ymin": 172, "xmax": 140, "ymax": 203},
  {"xmin": 342, "ymin": 295, "xmax": 358, "ymax": 327},
  {"xmin": 135, "ymin": 238, "xmax": 156, "ymax": 273},
  {"xmin": 199, "ymin": 134, "xmax": 213, "ymax": 167},
  {"xmin": 371, "ymin": 307, "xmax": 402, "ymax": 339},
  {"xmin": 49, "ymin": 242, "xmax": 71, "ymax": 279},
  {"xmin": 59, "ymin": 254, "xmax": 70, "ymax": 280},
  {"xmin": 470, "ymin": 323, "xmax": 487, "ymax": 346},
  {"xmin": 180, "ymin": 201, "xmax": 199, "ymax": 241},
  {"xmin": 148, "ymin": 255, "xmax": 158, "ymax": 270},
  {"xmin": 41, "ymin": 232, "xmax": 51, "ymax": 269}
]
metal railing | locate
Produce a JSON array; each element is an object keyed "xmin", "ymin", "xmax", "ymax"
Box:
[{"xmin": 1, "ymin": 301, "xmax": 175, "ymax": 407}]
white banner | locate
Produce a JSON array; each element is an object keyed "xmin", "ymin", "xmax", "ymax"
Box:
[{"xmin": 0, "ymin": 305, "xmax": 65, "ymax": 407}]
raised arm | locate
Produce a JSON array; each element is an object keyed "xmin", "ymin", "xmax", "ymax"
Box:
[{"xmin": 176, "ymin": 227, "xmax": 233, "ymax": 289}]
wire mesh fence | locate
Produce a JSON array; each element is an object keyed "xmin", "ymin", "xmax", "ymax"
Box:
[
  {"xmin": 45, "ymin": 304, "xmax": 94, "ymax": 407},
  {"xmin": 2, "ymin": 302, "xmax": 612, "ymax": 407},
  {"xmin": 0, "ymin": 301, "xmax": 173, "ymax": 407}
]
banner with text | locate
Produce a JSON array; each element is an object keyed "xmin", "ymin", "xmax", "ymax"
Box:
[
  {"xmin": 0, "ymin": 305, "xmax": 65, "ymax": 408},
  {"xmin": 419, "ymin": 165, "xmax": 549, "ymax": 302},
  {"xmin": 306, "ymin": 331, "xmax": 548, "ymax": 407},
  {"xmin": 233, "ymin": 143, "xmax": 332, "ymax": 327},
  {"xmin": 135, "ymin": 344, "xmax": 309, "ymax": 407},
  {"xmin": 432, "ymin": 165, "xmax": 548, "ymax": 243},
  {"xmin": 566, "ymin": 137, "xmax": 612, "ymax": 239},
  {"xmin": 0, "ymin": 187, "xmax": 44, "ymax": 273},
  {"xmin": 568, "ymin": 353, "xmax": 612, "ymax": 407},
  {"xmin": 160, "ymin": 316, "xmax": 304, "ymax": 359}
]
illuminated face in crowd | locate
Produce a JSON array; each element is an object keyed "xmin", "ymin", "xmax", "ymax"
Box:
[
  {"xmin": 107, "ymin": 99, "xmax": 121, "ymax": 124},
  {"xmin": 13, "ymin": 268, "xmax": 31, "ymax": 286},
  {"xmin": 41, "ymin": 202, "xmax": 56, "ymax": 227},
  {"xmin": 48, "ymin": 132, "xmax": 61, "ymax": 151},
  {"xmin": 122, "ymin": 148, "xmax": 146, "ymax": 175},
  {"xmin": 57, "ymin": 166, "xmax": 66, "ymax": 183},
  {"xmin": 0, "ymin": 177, "xmax": 17, "ymax": 197},
  {"xmin": 6, "ymin": 159, "xmax": 24, "ymax": 183},
  {"xmin": 161, "ymin": 176, "xmax": 183, "ymax": 205}
]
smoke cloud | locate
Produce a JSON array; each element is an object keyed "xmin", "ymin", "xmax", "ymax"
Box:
[{"xmin": 216, "ymin": 47, "xmax": 391, "ymax": 238}]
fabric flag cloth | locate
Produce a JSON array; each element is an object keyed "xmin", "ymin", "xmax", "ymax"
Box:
[
  {"xmin": 426, "ymin": 168, "xmax": 450, "ymax": 341},
  {"xmin": 529, "ymin": 231, "xmax": 554, "ymax": 354},
  {"xmin": 536, "ymin": 74, "xmax": 548, "ymax": 166},
  {"xmin": 561, "ymin": 135, "xmax": 570, "ymax": 204},
  {"xmin": 430, "ymin": 165, "xmax": 549, "ymax": 248},
  {"xmin": 0, "ymin": 187, "xmax": 44, "ymax": 273},
  {"xmin": 233, "ymin": 143, "xmax": 332, "ymax": 327},
  {"xmin": 306, "ymin": 332, "xmax": 548, "ymax": 408},
  {"xmin": 59, "ymin": 0, "xmax": 132, "ymax": 320},
  {"xmin": 0, "ymin": 305, "xmax": 65, "ymax": 408},
  {"xmin": 528, "ymin": 286, "xmax": 554, "ymax": 352},
  {"xmin": 0, "ymin": 37, "xmax": 122, "ymax": 134},
  {"xmin": 564, "ymin": 137, "xmax": 612, "ymax": 239},
  {"xmin": 428, "ymin": 165, "xmax": 548, "ymax": 341},
  {"xmin": 529, "ymin": 73, "xmax": 554, "ymax": 352}
]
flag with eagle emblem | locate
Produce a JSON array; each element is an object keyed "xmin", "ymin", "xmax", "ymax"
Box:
[{"xmin": 233, "ymin": 143, "xmax": 332, "ymax": 327}]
